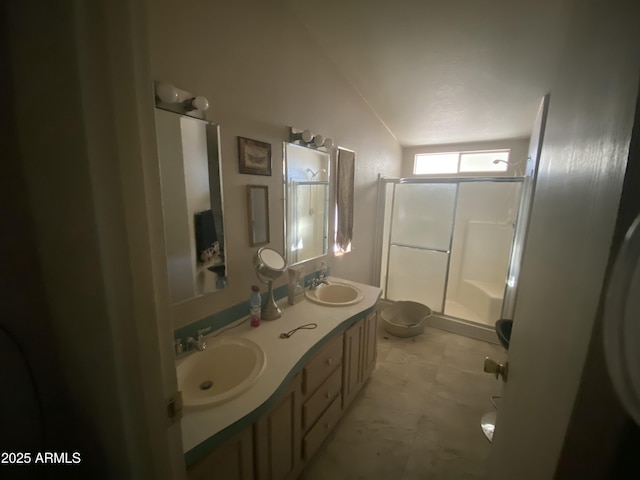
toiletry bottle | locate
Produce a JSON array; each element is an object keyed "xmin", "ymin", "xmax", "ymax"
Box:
[
  {"xmin": 250, "ymin": 285, "xmax": 261, "ymax": 327},
  {"xmin": 288, "ymin": 268, "xmax": 301, "ymax": 305}
]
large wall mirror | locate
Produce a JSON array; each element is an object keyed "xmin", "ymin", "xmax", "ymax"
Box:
[
  {"xmin": 155, "ymin": 108, "xmax": 226, "ymax": 304},
  {"xmin": 284, "ymin": 142, "xmax": 330, "ymax": 266}
]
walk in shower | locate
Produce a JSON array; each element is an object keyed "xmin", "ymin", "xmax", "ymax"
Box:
[{"xmin": 378, "ymin": 177, "xmax": 523, "ymax": 338}]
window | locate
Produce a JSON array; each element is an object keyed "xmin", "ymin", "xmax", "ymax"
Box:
[{"xmin": 414, "ymin": 150, "xmax": 510, "ymax": 175}]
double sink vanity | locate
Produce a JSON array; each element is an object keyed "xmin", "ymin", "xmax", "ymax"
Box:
[{"xmin": 180, "ymin": 277, "xmax": 381, "ymax": 480}]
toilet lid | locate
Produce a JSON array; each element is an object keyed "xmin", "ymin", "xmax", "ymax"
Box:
[{"xmin": 603, "ymin": 215, "xmax": 640, "ymax": 425}]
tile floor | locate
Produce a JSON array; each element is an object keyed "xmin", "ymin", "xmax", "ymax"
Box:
[{"xmin": 300, "ymin": 324, "xmax": 505, "ymax": 480}]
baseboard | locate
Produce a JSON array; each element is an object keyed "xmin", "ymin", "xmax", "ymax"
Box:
[{"xmin": 428, "ymin": 314, "xmax": 500, "ymax": 344}]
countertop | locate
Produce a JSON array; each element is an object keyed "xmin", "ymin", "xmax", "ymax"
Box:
[{"xmin": 179, "ymin": 276, "xmax": 381, "ymax": 460}]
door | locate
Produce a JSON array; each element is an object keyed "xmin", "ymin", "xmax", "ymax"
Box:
[
  {"xmin": 187, "ymin": 427, "xmax": 253, "ymax": 480},
  {"xmin": 8, "ymin": 1, "xmax": 185, "ymax": 478},
  {"xmin": 342, "ymin": 319, "xmax": 365, "ymax": 409},
  {"xmin": 385, "ymin": 182, "xmax": 457, "ymax": 312},
  {"xmin": 255, "ymin": 376, "xmax": 302, "ymax": 480},
  {"xmin": 487, "ymin": 1, "xmax": 640, "ymax": 474}
]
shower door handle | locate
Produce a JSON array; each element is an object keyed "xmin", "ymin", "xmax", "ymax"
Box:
[{"xmin": 484, "ymin": 357, "xmax": 508, "ymax": 382}]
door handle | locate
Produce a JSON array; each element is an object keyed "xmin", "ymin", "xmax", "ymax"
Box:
[{"xmin": 484, "ymin": 357, "xmax": 508, "ymax": 382}]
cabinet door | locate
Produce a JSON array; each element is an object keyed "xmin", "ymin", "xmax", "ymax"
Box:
[
  {"xmin": 187, "ymin": 426, "xmax": 253, "ymax": 480},
  {"xmin": 255, "ymin": 374, "xmax": 302, "ymax": 480},
  {"xmin": 342, "ymin": 319, "xmax": 364, "ymax": 409},
  {"xmin": 363, "ymin": 311, "xmax": 378, "ymax": 378}
]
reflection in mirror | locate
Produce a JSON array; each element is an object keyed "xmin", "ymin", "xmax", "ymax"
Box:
[
  {"xmin": 155, "ymin": 108, "xmax": 226, "ymax": 304},
  {"xmin": 247, "ymin": 185, "xmax": 270, "ymax": 246},
  {"xmin": 284, "ymin": 143, "xmax": 330, "ymax": 266}
]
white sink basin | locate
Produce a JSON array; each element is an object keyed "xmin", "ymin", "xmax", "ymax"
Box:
[
  {"xmin": 177, "ymin": 336, "xmax": 266, "ymax": 408},
  {"xmin": 305, "ymin": 282, "xmax": 364, "ymax": 306}
]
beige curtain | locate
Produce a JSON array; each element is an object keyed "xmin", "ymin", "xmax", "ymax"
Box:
[{"xmin": 336, "ymin": 148, "xmax": 355, "ymax": 251}]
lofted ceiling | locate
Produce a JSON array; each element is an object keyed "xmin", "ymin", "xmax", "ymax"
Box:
[{"xmin": 285, "ymin": 0, "xmax": 573, "ymax": 147}]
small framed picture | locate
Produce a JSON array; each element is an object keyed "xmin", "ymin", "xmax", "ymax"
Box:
[{"xmin": 238, "ymin": 136, "xmax": 272, "ymax": 176}]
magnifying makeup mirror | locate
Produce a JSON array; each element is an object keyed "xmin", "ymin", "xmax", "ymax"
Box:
[{"xmin": 253, "ymin": 247, "xmax": 287, "ymax": 320}]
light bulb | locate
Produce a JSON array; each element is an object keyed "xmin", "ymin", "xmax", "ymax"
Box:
[
  {"xmin": 192, "ymin": 96, "xmax": 209, "ymax": 111},
  {"xmin": 301, "ymin": 130, "xmax": 313, "ymax": 143},
  {"xmin": 313, "ymin": 135, "xmax": 324, "ymax": 148},
  {"xmin": 156, "ymin": 83, "xmax": 179, "ymax": 104},
  {"xmin": 323, "ymin": 137, "xmax": 333, "ymax": 149}
]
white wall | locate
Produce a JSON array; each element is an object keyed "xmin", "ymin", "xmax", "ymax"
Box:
[{"xmin": 149, "ymin": 0, "xmax": 402, "ymax": 328}]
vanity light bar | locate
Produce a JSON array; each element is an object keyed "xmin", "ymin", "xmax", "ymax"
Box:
[
  {"xmin": 289, "ymin": 127, "xmax": 333, "ymax": 150},
  {"xmin": 154, "ymin": 81, "xmax": 210, "ymax": 119}
]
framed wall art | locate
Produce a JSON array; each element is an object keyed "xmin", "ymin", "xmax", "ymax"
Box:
[{"xmin": 238, "ymin": 136, "xmax": 272, "ymax": 176}]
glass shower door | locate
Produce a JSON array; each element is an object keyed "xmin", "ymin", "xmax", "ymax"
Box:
[{"xmin": 385, "ymin": 183, "xmax": 457, "ymax": 312}]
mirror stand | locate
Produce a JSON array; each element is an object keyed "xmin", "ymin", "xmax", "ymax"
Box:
[
  {"xmin": 260, "ymin": 277, "xmax": 281, "ymax": 321},
  {"xmin": 253, "ymin": 247, "xmax": 287, "ymax": 321}
]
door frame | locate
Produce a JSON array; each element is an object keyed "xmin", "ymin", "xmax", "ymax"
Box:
[{"xmin": 8, "ymin": 0, "xmax": 184, "ymax": 477}]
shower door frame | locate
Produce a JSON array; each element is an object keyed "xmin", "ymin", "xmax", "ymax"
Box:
[{"xmin": 377, "ymin": 175, "xmax": 525, "ymax": 342}]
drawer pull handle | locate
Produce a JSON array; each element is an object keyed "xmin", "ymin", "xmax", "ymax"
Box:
[
  {"xmin": 326, "ymin": 391, "xmax": 331, "ymax": 399},
  {"xmin": 325, "ymin": 422, "xmax": 330, "ymax": 429},
  {"xmin": 326, "ymin": 358, "xmax": 333, "ymax": 366}
]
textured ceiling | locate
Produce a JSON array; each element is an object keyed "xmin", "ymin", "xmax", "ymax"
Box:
[{"xmin": 285, "ymin": 0, "xmax": 572, "ymax": 146}]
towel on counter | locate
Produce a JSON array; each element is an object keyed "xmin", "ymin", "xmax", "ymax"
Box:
[{"xmin": 195, "ymin": 209, "xmax": 218, "ymax": 263}]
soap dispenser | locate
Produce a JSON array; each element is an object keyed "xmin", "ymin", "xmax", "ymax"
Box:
[{"xmin": 287, "ymin": 267, "xmax": 304, "ymax": 305}]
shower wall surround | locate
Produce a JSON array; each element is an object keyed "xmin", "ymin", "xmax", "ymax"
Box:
[{"xmin": 380, "ymin": 177, "xmax": 524, "ymax": 332}]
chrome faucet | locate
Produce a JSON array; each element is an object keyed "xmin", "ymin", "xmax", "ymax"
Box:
[
  {"xmin": 319, "ymin": 261, "xmax": 327, "ymax": 281},
  {"xmin": 186, "ymin": 327, "xmax": 211, "ymax": 352},
  {"xmin": 309, "ymin": 277, "xmax": 329, "ymax": 290},
  {"xmin": 187, "ymin": 335, "xmax": 207, "ymax": 351}
]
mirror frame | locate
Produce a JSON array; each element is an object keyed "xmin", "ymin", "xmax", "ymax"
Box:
[
  {"xmin": 283, "ymin": 142, "xmax": 331, "ymax": 267},
  {"xmin": 154, "ymin": 107, "xmax": 227, "ymax": 304},
  {"xmin": 247, "ymin": 185, "xmax": 270, "ymax": 247}
]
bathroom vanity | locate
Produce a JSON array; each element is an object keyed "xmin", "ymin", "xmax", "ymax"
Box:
[{"xmin": 182, "ymin": 278, "xmax": 380, "ymax": 480}]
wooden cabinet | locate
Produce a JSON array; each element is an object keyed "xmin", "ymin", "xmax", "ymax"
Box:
[
  {"xmin": 343, "ymin": 310, "xmax": 378, "ymax": 410},
  {"xmin": 342, "ymin": 317, "xmax": 364, "ymax": 409},
  {"xmin": 187, "ymin": 307, "xmax": 378, "ymax": 480},
  {"xmin": 254, "ymin": 374, "xmax": 302, "ymax": 480},
  {"xmin": 302, "ymin": 334, "xmax": 343, "ymax": 395},
  {"xmin": 187, "ymin": 426, "xmax": 253, "ymax": 480},
  {"xmin": 300, "ymin": 335, "xmax": 344, "ymax": 461},
  {"xmin": 363, "ymin": 310, "xmax": 378, "ymax": 378},
  {"xmin": 302, "ymin": 366, "xmax": 342, "ymax": 431},
  {"xmin": 302, "ymin": 395, "xmax": 342, "ymax": 461}
]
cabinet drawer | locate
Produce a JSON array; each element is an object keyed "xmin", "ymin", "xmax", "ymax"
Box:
[
  {"xmin": 302, "ymin": 366, "xmax": 342, "ymax": 431},
  {"xmin": 303, "ymin": 334, "xmax": 343, "ymax": 395},
  {"xmin": 302, "ymin": 395, "xmax": 342, "ymax": 461}
]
